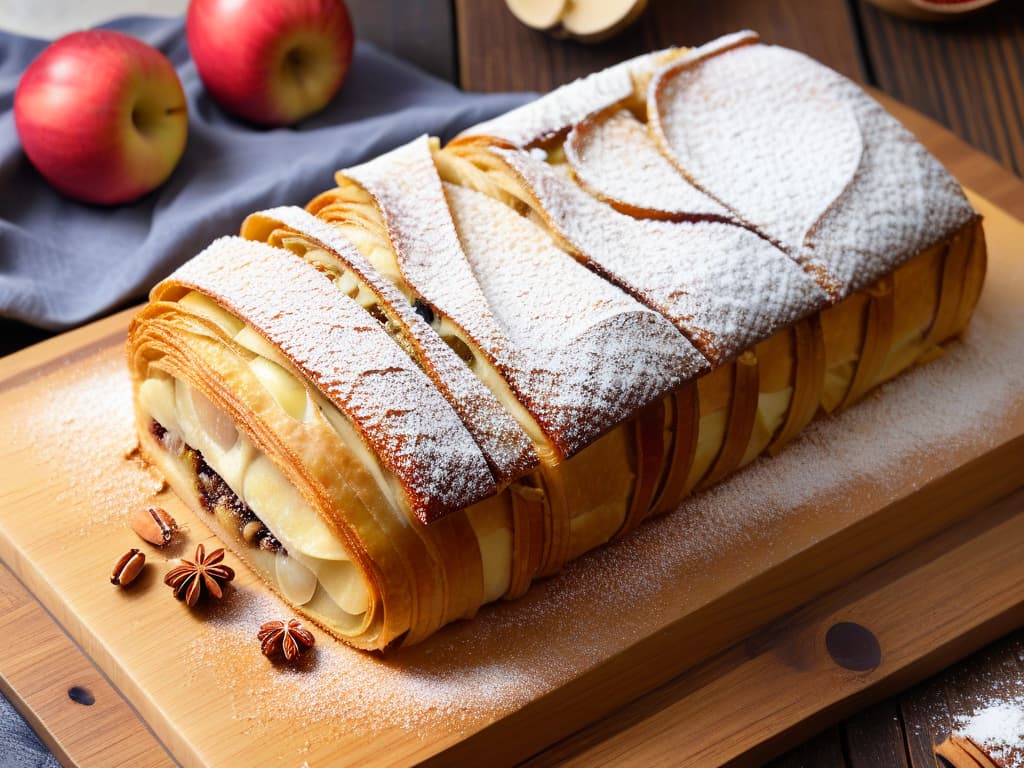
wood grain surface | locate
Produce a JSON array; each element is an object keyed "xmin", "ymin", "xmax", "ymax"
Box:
[
  {"xmin": 3, "ymin": 2, "xmax": 1024, "ymax": 764},
  {"xmin": 455, "ymin": 0, "xmax": 865, "ymax": 92},
  {"xmin": 347, "ymin": 0, "xmax": 456, "ymax": 83},
  {"xmin": 526, "ymin": 487, "xmax": 1024, "ymax": 767},
  {"xmin": 0, "ymin": 564, "xmax": 173, "ymax": 768},
  {"xmin": 854, "ymin": 0, "xmax": 1024, "ymax": 177}
]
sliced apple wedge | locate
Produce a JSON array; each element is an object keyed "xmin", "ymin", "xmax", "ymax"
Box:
[
  {"xmin": 952, "ymin": 223, "xmax": 988, "ymax": 341},
  {"xmin": 840, "ymin": 276, "xmax": 896, "ymax": 408},
  {"xmin": 767, "ymin": 317, "xmax": 825, "ymax": 456},
  {"xmin": 614, "ymin": 397, "xmax": 667, "ymax": 537},
  {"xmin": 504, "ymin": 0, "xmax": 647, "ymax": 42},
  {"xmin": 506, "ymin": 0, "xmax": 567, "ymax": 31},
  {"xmin": 900, "ymin": 228, "xmax": 983, "ymax": 382},
  {"xmin": 561, "ymin": 0, "xmax": 649, "ymax": 42},
  {"xmin": 506, "ymin": 485, "xmax": 545, "ymax": 598}
]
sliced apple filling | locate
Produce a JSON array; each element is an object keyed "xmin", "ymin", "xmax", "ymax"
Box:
[
  {"xmin": 145, "ymin": 291, "xmax": 521, "ymax": 610},
  {"xmin": 291, "ymin": 199, "xmax": 557, "ymax": 462},
  {"xmin": 138, "ymin": 371, "xmax": 369, "ymax": 622},
  {"xmin": 276, "ymin": 231, "xmax": 491, "ymax": 385}
]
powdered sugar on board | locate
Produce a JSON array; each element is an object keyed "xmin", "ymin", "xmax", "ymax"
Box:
[
  {"xmin": 2, "ymin": 345, "xmax": 165, "ymax": 536},
  {"xmin": 1, "ymin": 234, "xmax": 1021, "ymax": 748}
]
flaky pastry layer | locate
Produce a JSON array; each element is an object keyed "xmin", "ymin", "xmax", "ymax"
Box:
[{"xmin": 129, "ymin": 32, "xmax": 986, "ymax": 650}]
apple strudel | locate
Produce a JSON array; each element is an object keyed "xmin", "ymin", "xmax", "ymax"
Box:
[{"xmin": 128, "ymin": 31, "xmax": 985, "ymax": 650}]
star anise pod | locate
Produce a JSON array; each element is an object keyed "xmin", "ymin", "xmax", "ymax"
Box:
[
  {"xmin": 164, "ymin": 543, "xmax": 235, "ymax": 607},
  {"xmin": 258, "ymin": 618, "xmax": 316, "ymax": 662}
]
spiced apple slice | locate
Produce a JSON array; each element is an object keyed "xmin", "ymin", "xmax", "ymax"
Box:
[
  {"xmin": 131, "ymin": 237, "xmax": 500, "ymax": 647},
  {"xmin": 239, "ymin": 205, "xmax": 538, "ymax": 490}
]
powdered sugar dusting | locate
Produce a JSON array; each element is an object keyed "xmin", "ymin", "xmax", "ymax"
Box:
[
  {"xmin": 341, "ymin": 137, "xmax": 515, "ymax": 384},
  {"xmin": 810, "ymin": 74, "xmax": 978, "ymax": 295},
  {"xmin": 3, "ymin": 345, "xmax": 165, "ymax": 536},
  {"xmin": 163, "ymin": 236, "xmax": 496, "ymax": 523},
  {"xmin": 342, "ymin": 137, "xmax": 707, "ymax": 457},
  {"xmin": 650, "ymin": 40, "xmax": 977, "ymax": 299},
  {"xmin": 652, "ymin": 39, "xmax": 862, "ymax": 264},
  {"xmin": 494, "ymin": 148, "xmax": 829, "ymax": 364},
  {"xmin": 565, "ymin": 109, "xmax": 730, "ymax": 221},
  {"xmin": 445, "ymin": 181, "xmax": 707, "ymax": 456},
  {"xmin": 454, "ymin": 50, "xmax": 665, "ymax": 148},
  {"xmin": 2, "ymin": 265, "xmax": 1021, "ymax": 747},
  {"xmin": 186, "ymin": 588, "xmax": 554, "ymax": 739},
  {"xmin": 243, "ymin": 206, "xmax": 538, "ymax": 487},
  {"xmin": 958, "ymin": 696, "xmax": 1024, "ymax": 767}
]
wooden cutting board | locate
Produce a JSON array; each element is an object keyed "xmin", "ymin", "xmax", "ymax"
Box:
[{"xmin": 1, "ymin": 155, "xmax": 1023, "ymax": 768}]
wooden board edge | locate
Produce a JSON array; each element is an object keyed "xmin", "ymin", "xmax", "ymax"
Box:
[
  {"xmin": 0, "ymin": 563, "xmax": 175, "ymax": 768},
  {"xmin": 0, "ymin": 534, "xmax": 206, "ymax": 768},
  {"xmin": 421, "ymin": 435, "xmax": 1024, "ymax": 766},
  {"xmin": 523, "ymin": 487, "xmax": 1024, "ymax": 767},
  {"xmin": 0, "ymin": 307, "xmax": 137, "ymax": 393}
]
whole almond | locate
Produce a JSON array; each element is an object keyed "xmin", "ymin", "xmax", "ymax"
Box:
[
  {"xmin": 110, "ymin": 549, "xmax": 146, "ymax": 587},
  {"xmin": 131, "ymin": 506, "xmax": 177, "ymax": 546}
]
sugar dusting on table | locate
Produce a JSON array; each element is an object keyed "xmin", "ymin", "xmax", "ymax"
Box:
[
  {"xmin": 2, "ymin": 269, "xmax": 1022, "ymax": 746},
  {"xmin": 958, "ymin": 695, "xmax": 1024, "ymax": 767}
]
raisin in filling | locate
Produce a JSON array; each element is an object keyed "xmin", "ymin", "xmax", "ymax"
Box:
[
  {"xmin": 150, "ymin": 419, "xmax": 168, "ymax": 442},
  {"xmin": 150, "ymin": 419, "xmax": 283, "ymax": 554}
]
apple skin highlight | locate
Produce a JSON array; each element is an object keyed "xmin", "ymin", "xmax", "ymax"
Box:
[
  {"xmin": 187, "ymin": 0, "xmax": 355, "ymax": 127},
  {"xmin": 14, "ymin": 30, "xmax": 188, "ymax": 206}
]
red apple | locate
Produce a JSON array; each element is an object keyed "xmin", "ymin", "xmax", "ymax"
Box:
[
  {"xmin": 187, "ymin": 0, "xmax": 355, "ymax": 127},
  {"xmin": 14, "ymin": 30, "xmax": 188, "ymax": 206}
]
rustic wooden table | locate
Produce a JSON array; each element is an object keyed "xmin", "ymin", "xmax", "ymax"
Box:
[{"xmin": 2, "ymin": 1, "xmax": 1022, "ymax": 765}]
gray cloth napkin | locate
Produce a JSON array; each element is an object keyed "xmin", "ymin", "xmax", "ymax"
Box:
[
  {"xmin": 0, "ymin": 15, "xmax": 531, "ymax": 765},
  {"xmin": 0, "ymin": 694, "xmax": 58, "ymax": 768},
  {"xmin": 0, "ymin": 16, "xmax": 531, "ymax": 330}
]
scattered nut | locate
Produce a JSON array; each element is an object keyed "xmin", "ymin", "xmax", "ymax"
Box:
[
  {"xmin": 131, "ymin": 506, "xmax": 177, "ymax": 546},
  {"xmin": 110, "ymin": 549, "xmax": 146, "ymax": 587}
]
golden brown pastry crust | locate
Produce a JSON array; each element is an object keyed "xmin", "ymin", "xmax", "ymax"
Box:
[{"xmin": 128, "ymin": 33, "xmax": 987, "ymax": 651}]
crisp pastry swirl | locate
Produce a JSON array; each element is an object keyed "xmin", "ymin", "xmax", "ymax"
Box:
[{"xmin": 128, "ymin": 31, "xmax": 985, "ymax": 650}]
